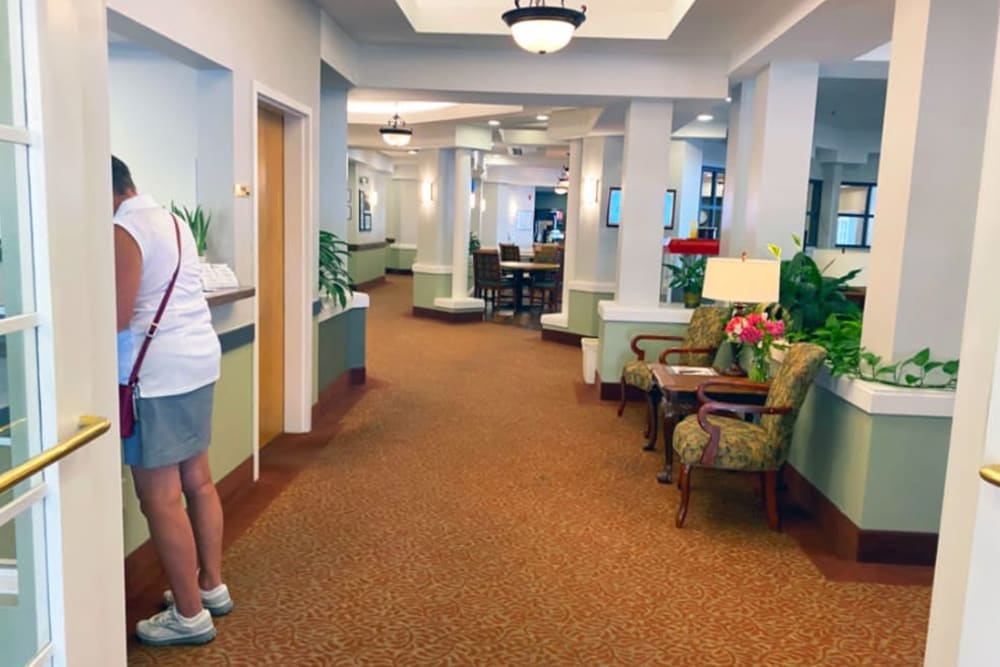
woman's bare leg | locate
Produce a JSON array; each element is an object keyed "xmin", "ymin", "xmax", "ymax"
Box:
[
  {"xmin": 132, "ymin": 464, "xmax": 203, "ymax": 618},
  {"xmin": 179, "ymin": 452, "xmax": 224, "ymax": 591}
]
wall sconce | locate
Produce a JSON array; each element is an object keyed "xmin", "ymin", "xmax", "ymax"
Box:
[
  {"xmin": 481, "ymin": 198, "xmax": 487, "ymax": 213},
  {"xmin": 421, "ymin": 180, "xmax": 435, "ymax": 203},
  {"xmin": 370, "ymin": 190, "xmax": 379, "ymax": 208},
  {"xmin": 583, "ymin": 177, "xmax": 600, "ymax": 205}
]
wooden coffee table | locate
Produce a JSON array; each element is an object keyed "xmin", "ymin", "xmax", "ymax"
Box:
[{"xmin": 650, "ymin": 364, "xmax": 769, "ymax": 483}]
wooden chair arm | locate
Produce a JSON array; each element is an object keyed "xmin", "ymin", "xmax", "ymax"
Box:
[
  {"xmin": 629, "ymin": 334, "xmax": 685, "ymax": 361},
  {"xmin": 658, "ymin": 346, "xmax": 715, "ymax": 364},
  {"xmin": 696, "ymin": 401, "xmax": 793, "ymax": 466}
]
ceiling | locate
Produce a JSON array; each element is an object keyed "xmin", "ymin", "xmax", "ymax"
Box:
[{"xmin": 815, "ymin": 78, "xmax": 887, "ymax": 132}]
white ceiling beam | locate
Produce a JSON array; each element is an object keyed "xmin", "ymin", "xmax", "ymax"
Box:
[
  {"xmin": 320, "ymin": 10, "xmax": 360, "ymax": 85},
  {"xmin": 355, "ymin": 44, "xmax": 728, "ymax": 101},
  {"xmin": 546, "ymin": 108, "xmax": 604, "ymax": 141}
]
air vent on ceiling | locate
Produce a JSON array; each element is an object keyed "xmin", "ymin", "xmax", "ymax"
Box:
[{"xmin": 509, "ymin": 146, "xmax": 524, "ymax": 156}]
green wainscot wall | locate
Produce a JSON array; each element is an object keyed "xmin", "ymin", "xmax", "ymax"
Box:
[
  {"xmin": 386, "ymin": 246, "xmax": 417, "ymax": 272},
  {"xmin": 316, "ymin": 307, "xmax": 367, "ymax": 393},
  {"xmin": 413, "ymin": 272, "xmax": 453, "ymax": 311},
  {"xmin": 788, "ymin": 384, "xmax": 951, "ymax": 533},
  {"xmin": 122, "ymin": 340, "xmax": 254, "ymax": 555},
  {"xmin": 597, "ymin": 319, "xmax": 690, "ymax": 382},
  {"xmin": 565, "ymin": 290, "xmax": 615, "ymax": 337},
  {"xmin": 349, "ymin": 246, "xmax": 387, "ymax": 286}
]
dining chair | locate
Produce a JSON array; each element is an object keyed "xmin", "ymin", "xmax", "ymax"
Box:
[
  {"xmin": 473, "ymin": 250, "xmax": 514, "ymax": 313},
  {"xmin": 499, "ymin": 243, "xmax": 521, "ymax": 261},
  {"xmin": 671, "ymin": 342, "xmax": 827, "ymax": 530},
  {"xmin": 528, "ymin": 245, "xmax": 564, "ymax": 311},
  {"xmin": 617, "ymin": 306, "xmax": 729, "ymax": 446}
]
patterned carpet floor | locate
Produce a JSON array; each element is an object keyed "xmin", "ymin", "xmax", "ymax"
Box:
[{"xmin": 129, "ymin": 276, "xmax": 931, "ymax": 666}]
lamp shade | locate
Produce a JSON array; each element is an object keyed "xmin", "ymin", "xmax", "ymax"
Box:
[{"xmin": 702, "ymin": 257, "xmax": 780, "ymax": 304}]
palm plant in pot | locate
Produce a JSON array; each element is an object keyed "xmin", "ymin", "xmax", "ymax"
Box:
[
  {"xmin": 318, "ymin": 230, "xmax": 353, "ymax": 309},
  {"xmin": 170, "ymin": 202, "xmax": 211, "ymax": 258},
  {"xmin": 664, "ymin": 255, "xmax": 707, "ymax": 308}
]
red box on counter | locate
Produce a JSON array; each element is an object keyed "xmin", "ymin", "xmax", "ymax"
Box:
[{"xmin": 665, "ymin": 238, "xmax": 721, "ymax": 256}]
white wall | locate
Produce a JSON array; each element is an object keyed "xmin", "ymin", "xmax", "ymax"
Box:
[
  {"xmin": 389, "ymin": 177, "xmax": 420, "ymax": 246},
  {"xmin": 349, "ymin": 159, "xmax": 390, "ymax": 244},
  {"xmin": 669, "ymin": 139, "xmax": 703, "ymax": 239},
  {"xmin": 700, "ymin": 138, "xmax": 728, "ymax": 169},
  {"xmin": 490, "ymin": 183, "xmax": 536, "ymax": 249},
  {"xmin": 108, "ymin": 43, "xmax": 198, "ymax": 208}
]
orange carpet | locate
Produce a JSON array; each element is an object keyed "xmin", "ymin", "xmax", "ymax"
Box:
[{"xmin": 128, "ymin": 276, "xmax": 931, "ymax": 666}]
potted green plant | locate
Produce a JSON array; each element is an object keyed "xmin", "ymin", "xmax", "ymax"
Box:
[
  {"xmin": 171, "ymin": 202, "xmax": 211, "ymax": 258},
  {"xmin": 664, "ymin": 255, "xmax": 706, "ymax": 308},
  {"xmin": 318, "ymin": 230, "xmax": 353, "ymax": 309}
]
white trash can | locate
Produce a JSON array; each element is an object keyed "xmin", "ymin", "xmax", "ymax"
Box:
[{"xmin": 581, "ymin": 338, "xmax": 599, "ymax": 384}]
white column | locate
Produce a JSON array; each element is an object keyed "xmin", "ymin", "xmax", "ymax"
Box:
[
  {"xmin": 614, "ymin": 100, "xmax": 673, "ymax": 308},
  {"xmin": 480, "ymin": 182, "xmax": 500, "ymax": 248},
  {"xmin": 720, "ymin": 80, "xmax": 755, "ymax": 256},
  {"xmin": 741, "ymin": 62, "xmax": 819, "ymax": 259},
  {"xmin": 924, "ymin": 3, "xmax": 1000, "ymax": 664},
  {"xmin": 449, "ymin": 148, "xmax": 472, "ymax": 299},
  {"xmin": 558, "ymin": 140, "xmax": 584, "ymax": 312},
  {"xmin": 669, "ymin": 139, "xmax": 704, "ymax": 240},
  {"xmin": 415, "ymin": 148, "xmax": 452, "ymax": 268},
  {"xmin": 861, "ymin": 0, "xmax": 999, "ymax": 362},
  {"xmin": 816, "ymin": 162, "xmax": 843, "ymax": 248}
]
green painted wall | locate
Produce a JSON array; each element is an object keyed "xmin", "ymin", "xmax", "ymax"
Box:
[
  {"xmin": 387, "ymin": 247, "xmax": 416, "ymax": 271},
  {"xmin": 122, "ymin": 342, "xmax": 254, "ymax": 555},
  {"xmin": 349, "ymin": 246, "xmax": 387, "ymax": 286},
  {"xmin": 317, "ymin": 308, "xmax": 367, "ymax": 392},
  {"xmin": 789, "ymin": 384, "xmax": 951, "ymax": 533},
  {"xmin": 597, "ymin": 319, "xmax": 690, "ymax": 382},
  {"xmin": 413, "ymin": 272, "xmax": 452, "ymax": 310},
  {"xmin": 564, "ymin": 290, "xmax": 614, "ymax": 337}
]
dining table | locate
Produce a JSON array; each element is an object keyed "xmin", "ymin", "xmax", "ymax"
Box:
[{"xmin": 499, "ymin": 260, "xmax": 560, "ymax": 311}]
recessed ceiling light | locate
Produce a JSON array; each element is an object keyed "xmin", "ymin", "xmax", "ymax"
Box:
[
  {"xmin": 725, "ymin": 96, "xmax": 732, "ymax": 103},
  {"xmin": 537, "ymin": 114, "xmax": 550, "ymax": 121},
  {"xmin": 488, "ymin": 119, "xmax": 501, "ymax": 126},
  {"xmin": 407, "ymin": 149, "xmax": 419, "ymax": 155},
  {"xmin": 697, "ymin": 114, "xmax": 714, "ymax": 122}
]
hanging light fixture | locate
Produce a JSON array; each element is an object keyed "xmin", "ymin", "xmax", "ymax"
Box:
[
  {"xmin": 502, "ymin": 1, "xmax": 588, "ymax": 55},
  {"xmin": 554, "ymin": 165, "xmax": 570, "ymax": 195},
  {"xmin": 379, "ymin": 113, "xmax": 413, "ymax": 147}
]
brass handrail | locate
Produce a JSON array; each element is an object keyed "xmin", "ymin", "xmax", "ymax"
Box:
[
  {"xmin": 0, "ymin": 416, "xmax": 111, "ymax": 496},
  {"xmin": 979, "ymin": 465, "xmax": 1000, "ymax": 488}
]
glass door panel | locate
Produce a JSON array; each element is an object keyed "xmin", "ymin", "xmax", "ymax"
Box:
[{"xmin": 0, "ymin": 501, "xmax": 49, "ymax": 667}]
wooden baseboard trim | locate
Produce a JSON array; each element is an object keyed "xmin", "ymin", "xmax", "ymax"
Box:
[
  {"xmin": 783, "ymin": 465, "xmax": 937, "ymax": 566},
  {"xmin": 597, "ymin": 374, "xmax": 646, "ymax": 402},
  {"xmin": 541, "ymin": 328, "xmax": 584, "ymax": 347},
  {"xmin": 386, "ymin": 268, "xmax": 413, "ymax": 275},
  {"xmin": 354, "ymin": 276, "xmax": 387, "ymax": 291},
  {"xmin": 412, "ymin": 306, "xmax": 483, "ymax": 323},
  {"xmin": 350, "ymin": 367, "xmax": 366, "ymax": 385}
]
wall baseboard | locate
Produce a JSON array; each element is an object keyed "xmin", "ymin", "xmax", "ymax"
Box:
[
  {"xmin": 541, "ymin": 328, "xmax": 584, "ymax": 347},
  {"xmin": 385, "ymin": 268, "xmax": 413, "ymax": 275},
  {"xmin": 412, "ymin": 306, "xmax": 483, "ymax": 323},
  {"xmin": 597, "ymin": 373, "xmax": 646, "ymax": 402},
  {"xmin": 783, "ymin": 465, "xmax": 938, "ymax": 566}
]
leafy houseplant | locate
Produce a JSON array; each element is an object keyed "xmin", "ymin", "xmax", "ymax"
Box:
[
  {"xmin": 773, "ymin": 236, "xmax": 860, "ymax": 335},
  {"xmin": 469, "ymin": 232, "xmax": 481, "ymax": 255},
  {"xmin": 664, "ymin": 255, "xmax": 707, "ymax": 308},
  {"xmin": 171, "ymin": 203, "xmax": 211, "ymax": 257},
  {"xmin": 318, "ymin": 230, "xmax": 352, "ymax": 309}
]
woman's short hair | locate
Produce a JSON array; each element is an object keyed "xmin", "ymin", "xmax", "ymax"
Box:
[{"xmin": 111, "ymin": 156, "xmax": 136, "ymax": 196}]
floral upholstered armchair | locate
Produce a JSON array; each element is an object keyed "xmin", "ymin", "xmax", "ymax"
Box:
[
  {"xmin": 617, "ymin": 306, "xmax": 729, "ymax": 449},
  {"xmin": 671, "ymin": 342, "xmax": 827, "ymax": 530}
]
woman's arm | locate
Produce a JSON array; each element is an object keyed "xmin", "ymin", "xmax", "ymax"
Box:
[{"xmin": 114, "ymin": 226, "xmax": 142, "ymax": 332}]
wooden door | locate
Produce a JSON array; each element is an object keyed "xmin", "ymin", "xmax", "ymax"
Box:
[{"xmin": 257, "ymin": 106, "xmax": 285, "ymax": 447}]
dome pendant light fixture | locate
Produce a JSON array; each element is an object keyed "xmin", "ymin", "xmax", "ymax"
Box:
[
  {"xmin": 502, "ymin": 1, "xmax": 587, "ymax": 55},
  {"xmin": 379, "ymin": 113, "xmax": 413, "ymax": 148},
  {"xmin": 554, "ymin": 165, "xmax": 570, "ymax": 195}
]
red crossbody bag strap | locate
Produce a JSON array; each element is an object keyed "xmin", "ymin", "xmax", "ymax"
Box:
[{"xmin": 127, "ymin": 214, "xmax": 182, "ymax": 387}]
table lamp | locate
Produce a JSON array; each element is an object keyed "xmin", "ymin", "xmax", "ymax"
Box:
[{"xmin": 702, "ymin": 254, "xmax": 781, "ymax": 375}]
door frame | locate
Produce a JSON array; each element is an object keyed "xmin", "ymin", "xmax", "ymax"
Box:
[{"xmin": 251, "ymin": 83, "xmax": 314, "ymax": 480}]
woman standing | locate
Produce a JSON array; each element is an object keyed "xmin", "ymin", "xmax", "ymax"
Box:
[{"xmin": 113, "ymin": 156, "xmax": 231, "ymax": 646}]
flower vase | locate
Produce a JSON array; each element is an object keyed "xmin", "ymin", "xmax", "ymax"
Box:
[{"xmin": 748, "ymin": 348, "xmax": 770, "ymax": 383}]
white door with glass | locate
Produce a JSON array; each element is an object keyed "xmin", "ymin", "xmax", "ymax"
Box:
[{"xmin": 1, "ymin": 0, "xmax": 125, "ymax": 666}]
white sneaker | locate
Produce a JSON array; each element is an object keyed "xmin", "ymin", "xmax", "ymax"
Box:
[
  {"xmin": 162, "ymin": 583, "xmax": 233, "ymax": 616},
  {"xmin": 136, "ymin": 606, "xmax": 216, "ymax": 646}
]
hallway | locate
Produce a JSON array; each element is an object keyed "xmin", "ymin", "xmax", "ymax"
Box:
[{"xmin": 128, "ymin": 276, "xmax": 931, "ymax": 665}]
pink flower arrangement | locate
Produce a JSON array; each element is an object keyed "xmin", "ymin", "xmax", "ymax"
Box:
[{"xmin": 726, "ymin": 312, "xmax": 786, "ymax": 349}]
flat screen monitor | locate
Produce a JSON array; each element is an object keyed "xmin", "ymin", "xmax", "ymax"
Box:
[{"xmin": 606, "ymin": 187, "xmax": 676, "ymax": 229}]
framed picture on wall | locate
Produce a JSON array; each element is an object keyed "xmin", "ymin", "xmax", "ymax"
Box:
[
  {"xmin": 359, "ymin": 189, "xmax": 372, "ymax": 232},
  {"xmin": 606, "ymin": 187, "xmax": 677, "ymax": 229}
]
